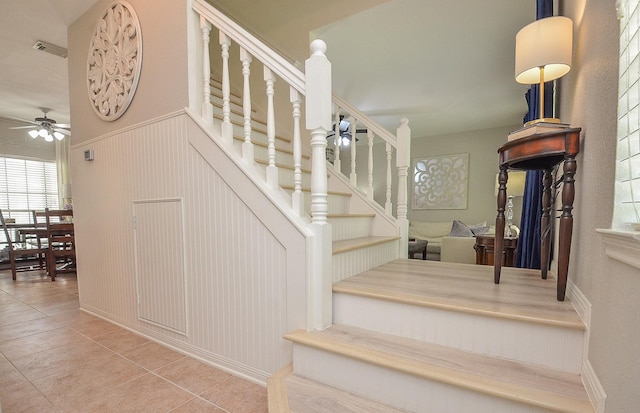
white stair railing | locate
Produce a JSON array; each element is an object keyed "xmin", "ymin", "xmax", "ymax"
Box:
[
  {"xmin": 193, "ymin": 0, "xmax": 410, "ymax": 225},
  {"xmin": 192, "ymin": 0, "xmax": 412, "ymax": 325}
]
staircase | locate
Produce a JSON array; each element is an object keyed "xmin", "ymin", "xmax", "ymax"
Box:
[
  {"xmin": 207, "ymin": 76, "xmax": 594, "ymax": 413},
  {"xmin": 192, "ymin": 2, "xmax": 595, "ymax": 411},
  {"xmin": 272, "ymin": 261, "xmax": 593, "ymax": 413}
]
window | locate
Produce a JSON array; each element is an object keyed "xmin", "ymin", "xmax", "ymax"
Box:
[
  {"xmin": 598, "ymin": 0, "xmax": 640, "ymax": 270},
  {"xmin": 615, "ymin": 0, "xmax": 640, "ymax": 230},
  {"xmin": 0, "ymin": 156, "xmax": 59, "ymax": 225}
]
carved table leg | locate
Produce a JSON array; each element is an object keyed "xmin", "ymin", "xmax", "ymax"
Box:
[
  {"xmin": 557, "ymin": 156, "xmax": 576, "ymax": 301},
  {"xmin": 540, "ymin": 169, "xmax": 553, "ymax": 280},
  {"xmin": 494, "ymin": 167, "xmax": 507, "ymax": 284}
]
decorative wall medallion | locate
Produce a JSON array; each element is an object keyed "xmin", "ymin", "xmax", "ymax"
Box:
[
  {"xmin": 87, "ymin": 1, "xmax": 142, "ymax": 121},
  {"xmin": 412, "ymin": 153, "xmax": 469, "ymax": 210}
]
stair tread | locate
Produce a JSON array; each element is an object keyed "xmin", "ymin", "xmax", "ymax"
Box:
[
  {"xmin": 327, "ymin": 213, "xmax": 375, "ymax": 218},
  {"xmin": 284, "ymin": 373, "xmax": 409, "ymax": 413},
  {"xmin": 215, "ymin": 114, "xmax": 291, "ymax": 143},
  {"xmin": 285, "ymin": 324, "xmax": 593, "ymax": 413},
  {"xmin": 333, "ymin": 259, "xmax": 585, "ymax": 330},
  {"xmin": 333, "ymin": 236, "xmax": 400, "ymax": 254},
  {"xmin": 281, "ymin": 185, "xmax": 352, "ymax": 197},
  {"xmin": 233, "ymin": 136, "xmax": 311, "ymax": 159}
]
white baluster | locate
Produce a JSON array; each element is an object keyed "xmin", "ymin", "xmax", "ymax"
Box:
[
  {"xmin": 264, "ymin": 67, "xmax": 278, "ymax": 187},
  {"xmin": 349, "ymin": 117, "xmax": 357, "ymax": 186},
  {"xmin": 290, "ymin": 87, "xmax": 304, "ymax": 216},
  {"xmin": 333, "ymin": 110, "xmax": 341, "ymax": 172},
  {"xmin": 385, "ymin": 142, "xmax": 393, "ymax": 215},
  {"xmin": 200, "ymin": 17, "xmax": 213, "ymax": 125},
  {"xmin": 367, "ymin": 129, "xmax": 374, "ymax": 200},
  {"xmin": 219, "ymin": 31, "xmax": 233, "ymax": 144},
  {"xmin": 240, "ymin": 47, "xmax": 253, "ymax": 162},
  {"xmin": 396, "ymin": 118, "xmax": 411, "ymax": 258},
  {"xmin": 305, "ymin": 39, "xmax": 332, "ymax": 330}
]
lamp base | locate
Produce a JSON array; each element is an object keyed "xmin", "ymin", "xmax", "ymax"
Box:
[{"xmin": 524, "ymin": 117, "xmax": 564, "ymax": 127}]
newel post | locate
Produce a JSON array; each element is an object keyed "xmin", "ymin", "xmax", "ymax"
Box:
[
  {"xmin": 396, "ymin": 118, "xmax": 411, "ymax": 258},
  {"xmin": 305, "ymin": 39, "xmax": 332, "ymax": 330}
]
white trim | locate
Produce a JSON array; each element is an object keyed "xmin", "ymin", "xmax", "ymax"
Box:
[
  {"xmin": 596, "ymin": 228, "xmax": 640, "ymax": 270},
  {"xmin": 582, "ymin": 359, "xmax": 607, "ymax": 413},
  {"xmin": 70, "ymin": 109, "xmax": 187, "ymax": 148},
  {"xmin": 567, "ymin": 280, "xmax": 591, "ymax": 357},
  {"xmin": 569, "ymin": 281, "xmax": 606, "ymax": 412}
]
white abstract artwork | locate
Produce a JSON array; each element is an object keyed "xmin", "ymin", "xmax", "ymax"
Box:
[
  {"xmin": 412, "ymin": 153, "xmax": 469, "ymax": 210},
  {"xmin": 87, "ymin": 1, "xmax": 142, "ymax": 121}
]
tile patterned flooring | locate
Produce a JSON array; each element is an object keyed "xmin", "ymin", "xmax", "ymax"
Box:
[{"xmin": 0, "ymin": 270, "xmax": 268, "ymax": 413}]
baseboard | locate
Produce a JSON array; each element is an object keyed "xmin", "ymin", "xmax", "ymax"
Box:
[
  {"xmin": 582, "ymin": 360, "xmax": 607, "ymax": 413},
  {"xmin": 568, "ymin": 282, "xmax": 606, "ymax": 413},
  {"xmin": 568, "ymin": 280, "xmax": 591, "ymax": 330}
]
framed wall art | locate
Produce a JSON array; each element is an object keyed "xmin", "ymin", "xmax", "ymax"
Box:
[{"xmin": 412, "ymin": 153, "xmax": 469, "ymax": 210}]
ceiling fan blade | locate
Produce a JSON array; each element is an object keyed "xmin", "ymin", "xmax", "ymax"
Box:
[
  {"xmin": 9, "ymin": 125, "xmax": 36, "ymax": 130},
  {"xmin": 0, "ymin": 115, "xmax": 39, "ymax": 126},
  {"xmin": 53, "ymin": 128, "xmax": 71, "ymax": 136},
  {"xmin": 55, "ymin": 123, "xmax": 71, "ymax": 128}
]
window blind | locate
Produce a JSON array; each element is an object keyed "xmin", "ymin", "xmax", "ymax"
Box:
[
  {"xmin": 0, "ymin": 156, "xmax": 59, "ymax": 225},
  {"xmin": 616, "ymin": 0, "xmax": 640, "ymax": 229}
]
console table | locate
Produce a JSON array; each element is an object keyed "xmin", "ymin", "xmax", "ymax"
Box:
[
  {"xmin": 494, "ymin": 128, "xmax": 581, "ymax": 301},
  {"xmin": 475, "ymin": 235, "xmax": 517, "ymax": 267}
]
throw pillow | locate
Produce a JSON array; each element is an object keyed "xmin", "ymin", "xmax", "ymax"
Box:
[{"xmin": 450, "ymin": 220, "xmax": 474, "ymax": 237}]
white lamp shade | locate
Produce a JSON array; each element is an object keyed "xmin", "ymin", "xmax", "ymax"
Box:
[
  {"xmin": 61, "ymin": 183, "xmax": 72, "ymax": 199},
  {"xmin": 28, "ymin": 130, "xmax": 39, "ymax": 138},
  {"xmin": 38, "ymin": 128, "xmax": 48, "ymax": 138},
  {"xmin": 53, "ymin": 131, "xmax": 65, "ymax": 140},
  {"xmin": 495, "ymin": 171, "xmax": 527, "ymax": 197},
  {"xmin": 515, "ymin": 16, "xmax": 573, "ymax": 84}
]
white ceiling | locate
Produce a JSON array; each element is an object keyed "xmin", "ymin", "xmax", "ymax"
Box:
[
  {"xmin": 314, "ymin": 0, "xmax": 535, "ymax": 137},
  {"xmin": 0, "ymin": 0, "xmax": 535, "ymax": 139},
  {"xmin": 0, "ymin": 0, "xmax": 98, "ymax": 126}
]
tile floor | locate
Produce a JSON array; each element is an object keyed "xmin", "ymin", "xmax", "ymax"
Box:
[{"xmin": 0, "ymin": 270, "xmax": 268, "ymax": 413}]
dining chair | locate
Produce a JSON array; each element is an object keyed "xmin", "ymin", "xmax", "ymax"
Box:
[
  {"xmin": 30, "ymin": 210, "xmax": 48, "ymax": 269},
  {"xmin": 45, "ymin": 208, "xmax": 76, "ymax": 281},
  {"xmin": 0, "ymin": 209, "xmax": 48, "ymax": 280}
]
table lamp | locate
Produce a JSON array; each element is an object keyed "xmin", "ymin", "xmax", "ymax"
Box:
[
  {"xmin": 515, "ymin": 16, "xmax": 573, "ymax": 126},
  {"xmin": 495, "ymin": 171, "xmax": 526, "ymax": 237}
]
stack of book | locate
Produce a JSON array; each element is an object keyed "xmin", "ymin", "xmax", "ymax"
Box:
[{"xmin": 508, "ymin": 122, "xmax": 571, "ymax": 141}]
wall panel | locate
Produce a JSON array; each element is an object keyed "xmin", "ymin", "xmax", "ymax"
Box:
[{"xmin": 71, "ymin": 112, "xmax": 307, "ymax": 382}]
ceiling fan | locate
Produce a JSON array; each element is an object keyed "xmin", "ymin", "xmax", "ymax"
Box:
[
  {"xmin": 3, "ymin": 110, "xmax": 71, "ymax": 141},
  {"xmin": 327, "ymin": 115, "xmax": 366, "ymax": 147}
]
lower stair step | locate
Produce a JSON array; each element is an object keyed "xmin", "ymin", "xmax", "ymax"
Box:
[
  {"xmin": 332, "ymin": 236, "xmax": 400, "ymax": 282},
  {"xmin": 285, "ymin": 324, "xmax": 594, "ymax": 413},
  {"xmin": 269, "ymin": 367, "xmax": 409, "ymax": 413}
]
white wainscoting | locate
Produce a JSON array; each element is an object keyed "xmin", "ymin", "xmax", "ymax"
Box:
[{"xmin": 71, "ymin": 111, "xmax": 308, "ymax": 383}]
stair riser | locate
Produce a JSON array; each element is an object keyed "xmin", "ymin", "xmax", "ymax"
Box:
[
  {"xmin": 329, "ymin": 216, "xmax": 372, "ymax": 241},
  {"xmin": 332, "ymin": 240, "xmax": 399, "ymax": 282},
  {"xmin": 292, "ymin": 345, "xmax": 552, "ymax": 413},
  {"xmin": 333, "ymin": 293, "xmax": 584, "ymax": 374},
  {"xmin": 227, "ymin": 120, "xmax": 289, "ymax": 146},
  {"xmin": 283, "ymin": 190, "xmax": 351, "ymax": 215},
  {"xmin": 276, "ymin": 168, "xmax": 312, "ymax": 188},
  {"xmin": 232, "ymin": 139, "xmax": 308, "ymax": 168}
]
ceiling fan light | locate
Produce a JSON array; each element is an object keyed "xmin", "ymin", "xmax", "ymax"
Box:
[
  {"xmin": 342, "ymin": 136, "xmax": 350, "ymax": 147},
  {"xmin": 53, "ymin": 131, "xmax": 64, "ymax": 140},
  {"xmin": 38, "ymin": 128, "xmax": 48, "ymax": 138},
  {"xmin": 28, "ymin": 130, "xmax": 39, "ymax": 138},
  {"xmin": 44, "ymin": 133, "xmax": 54, "ymax": 142}
]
